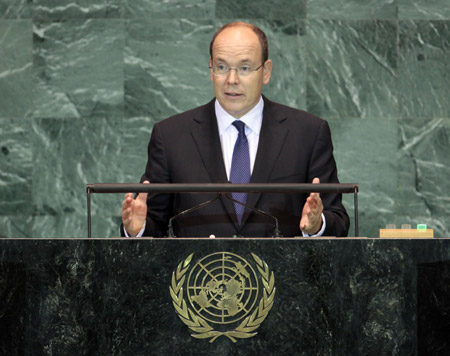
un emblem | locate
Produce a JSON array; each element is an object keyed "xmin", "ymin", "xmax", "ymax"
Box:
[{"xmin": 170, "ymin": 252, "xmax": 276, "ymax": 343}]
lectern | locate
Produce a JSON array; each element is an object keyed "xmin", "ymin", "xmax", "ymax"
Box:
[{"xmin": 1, "ymin": 238, "xmax": 450, "ymax": 355}]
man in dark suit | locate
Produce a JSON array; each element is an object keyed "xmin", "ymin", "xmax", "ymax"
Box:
[{"xmin": 121, "ymin": 22, "xmax": 349, "ymax": 238}]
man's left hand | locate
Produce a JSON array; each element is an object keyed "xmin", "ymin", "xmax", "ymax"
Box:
[{"xmin": 300, "ymin": 177, "xmax": 324, "ymax": 235}]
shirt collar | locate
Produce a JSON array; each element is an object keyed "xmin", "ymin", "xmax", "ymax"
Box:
[{"xmin": 215, "ymin": 96, "xmax": 264, "ymax": 136}]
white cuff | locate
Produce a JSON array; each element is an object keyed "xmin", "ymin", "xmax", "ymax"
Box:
[
  {"xmin": 302, "ymin": 213, "xmax": 326, "ymax": 237},
  {"xmin": 124, "ymin": 222, "xmax": 146, "ymax": 238}
]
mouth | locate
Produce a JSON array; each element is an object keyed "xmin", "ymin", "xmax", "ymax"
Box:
[{"xmin": 225, "ymin": 92, "xmax": 243, "ymax": 98}]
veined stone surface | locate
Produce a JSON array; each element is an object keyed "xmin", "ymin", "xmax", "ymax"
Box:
[{"xmin": 0, "ymin": 0, "xmax": 449, "ymax": 237}]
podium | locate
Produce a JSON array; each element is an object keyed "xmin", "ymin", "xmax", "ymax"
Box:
[{"xmin": 1, "ymin": 237, "xmax": 450, "ymax": 355}]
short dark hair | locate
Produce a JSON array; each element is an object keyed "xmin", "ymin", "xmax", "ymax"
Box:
[{"xmin": 209, "ymin": 22, "xmax": 269, "ymax": 63}]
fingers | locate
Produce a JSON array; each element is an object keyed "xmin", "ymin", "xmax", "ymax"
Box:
[
  {"xmin": 121, "ymin": 181, "xmax": 150, "ymax": 236},
  {"xmin": 122, "ymin": 180, "xmax": 150, "ymax": 209},
  {"xmin": 122, "ymin": 205, "xmax": 133, "ymax": 226},
  {"xmin": 307, "ymin": 177, "xmax": 322, "ymax": 210},
  {"xmin": 300, "ymin": 217, "xmax": 308, "ymax": 231},
  {"xmin": 122, "ymin": 193, "xmax": 133, "ymax": 214},
  {"xmin": 309, "ymin": 176, "xmax": 320, "ymax": 200},
  {"xmin": 123, "ymin": 193, "xmax": 133, "ymax": 206},
  {"xmin": 122, "ymin": 180, "xmax": 149, "ymax": 223},
  {"xmin": 137, "ymin": 180, "xmax": 150, "ymax": 202},
  {"xmin": 299, "ymin": 177, "xmax": 323, "ymax": 234},
  {"xmin": 306, "ymin": 196, "xmax": 321, "ymax": 214}
]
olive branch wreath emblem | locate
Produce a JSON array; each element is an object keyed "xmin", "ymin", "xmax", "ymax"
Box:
[{"xmin": 169, "ymin": 252, "xmax": 276, "ymax": 343}]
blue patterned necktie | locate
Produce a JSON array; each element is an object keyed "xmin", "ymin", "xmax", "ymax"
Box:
[{"xmin": 230, "ymin": 120, "xmax": 251, "ymax": 224}]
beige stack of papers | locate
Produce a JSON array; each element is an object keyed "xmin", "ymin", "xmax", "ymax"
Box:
[{"xmin": 379, "ymin": 229, "xmax": 434, "ymax": 238}]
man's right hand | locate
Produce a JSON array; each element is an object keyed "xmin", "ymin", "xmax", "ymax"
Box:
[{"xmin": 121, "ymin": 180, "xmax": 149, "ymax": 236}]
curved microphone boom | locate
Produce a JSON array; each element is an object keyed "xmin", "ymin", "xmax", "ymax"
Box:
[
  {"xmin": 225, "ymin": 193, "xmax": 282, "ymax": 238},
  {"xmin": 167, "ymin": 194, "xmax": 221, "ymax": 237},
  {"xmin": 166, "ymin": 193, "xmax": 282, "ymax": 238}
]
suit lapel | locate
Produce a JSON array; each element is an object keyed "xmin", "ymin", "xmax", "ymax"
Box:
[
  {"xmin": 189, "ymin": 99, "xmax": 239, "ymax": 227},
  {"xmin": 242, "ymin": 97, "xmax": 289, "ymax": 225}
]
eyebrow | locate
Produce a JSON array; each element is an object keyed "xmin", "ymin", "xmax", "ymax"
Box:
[{"xmin": 213, "ymin": 57, "xmax": 253, "ymax": 64}]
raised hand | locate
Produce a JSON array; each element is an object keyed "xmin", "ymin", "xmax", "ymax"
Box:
[
  {"xmin": 121, "ymin": 180, "xmax": 149, "ymax": 236},
  {"xmin": 299, "ymin": 177, "xmax": 324, "ymax": 235}
]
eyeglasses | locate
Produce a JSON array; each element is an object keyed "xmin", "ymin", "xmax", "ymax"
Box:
[{"xmin": 209, "ymin": 62, "xmax": 264, "ymax": 77}]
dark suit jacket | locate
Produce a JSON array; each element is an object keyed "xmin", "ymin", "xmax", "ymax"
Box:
[{"xmin": 132, "ymin": 96, "xmax": 349, "ymax": 237}]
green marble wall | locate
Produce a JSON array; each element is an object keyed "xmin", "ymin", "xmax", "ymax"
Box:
[{"xmin": 1, "ymin": 0, "xmax": 449, "ymax": 238}]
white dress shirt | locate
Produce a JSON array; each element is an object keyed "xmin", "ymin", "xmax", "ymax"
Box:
[{"xmin": 215, "ymin": 96, "xmax": 263, "ymax": 179}]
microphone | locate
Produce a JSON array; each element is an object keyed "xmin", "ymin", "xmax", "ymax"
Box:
[
  {"xmin": 167, "ymin": 194, "xmax": 221, "ymax": 237},
  {"xmin": 225, "ymin": 193, "xmax": 282, "ymax": 238},
  {"xmin": 166, "ymin": 189, "xmax": 283, "ymax": 238}
]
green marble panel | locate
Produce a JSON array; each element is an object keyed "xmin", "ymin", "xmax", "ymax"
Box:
[
  {"xmin": 124, "ymin": 19, "xmax": 214, "ymax": 119},
  {"xmin": 398, "ymin": 20, "xmax": 450, "ymax": 118},
  {"xmin": 120, "ymin": 116, "xmax": 156, "ymax": 182},
  {"xmin": 0, "ymin": 20, "xmax": 32, "ymax": 118},
  {"xmin": 251, "ymin": 20, "xmax": 307, "ymax": 110},
  {"xmin": 307, "ymin": 0, "xmax": 398, "ymax": 20},
  {"xmin": 396, "ymin": 118, "xmax": 450, "ymax": 237},
  {"xmin": 0, "ymin": 0, "xmax": 31, "ymax": 19},
  {"xmin": 32, "ymin": 118, "xmax": 124, "ymax": 227},
  {"xmin": 0, "ymin": 216, "xmax": 32, "ymax": 238},
  {"xmin": 399, "ymin": 0, "xmax": 450, "ymax": 20},
  {"xmin": 124, "ymin": 0, "xmax": 215, "ymax": 18},
  {"xmin": 216, "ymin": 0, "xmax": 306, "ymax": 19},
  {"xmin": 33, "ymin": 0, "xmax": 122, "ymax": 20},
  {"xmin": 0, "ymin": 1, "xmax": 448, "ymax": 239},
  {"xmin": 329, "ymin": 117, "xmax": 397, "ymax": 237},
  {"xmin": 306, "ymin": 20, "xmax": 398, "ymax": 120},
  {"xmin": 30, "ymin": 214, "xmax": 120, "ymax": 238},
  {"xmin": 0, "ymin": 118, "xmax": 32, "ymax": 216},
  {"xmin": 33, "ymin": 19, "xmax": 124, "ymax": 119}
]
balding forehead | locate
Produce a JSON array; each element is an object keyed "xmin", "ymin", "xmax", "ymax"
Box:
[
  {"xmin": 209, "ymin": 22, "xmax": 268, "ymax": 63},
  {"xmin": 212, "ymin": 27, "xmax": 262, "ymax": 56}
]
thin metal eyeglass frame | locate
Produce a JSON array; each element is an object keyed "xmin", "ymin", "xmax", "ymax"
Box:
[{"xmin": 209, "ymin": 62, "xmax": 264, "ymax": 76}]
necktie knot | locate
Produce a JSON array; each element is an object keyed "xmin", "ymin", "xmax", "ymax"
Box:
[{"xmin": 232, "ymin": 120, "xmax": 246, "ymax": 135}]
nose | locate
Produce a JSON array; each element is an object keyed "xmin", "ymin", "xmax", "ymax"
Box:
[{"xmin": 226, "ymin": 68, "xmax": 240, "ymax": 85}]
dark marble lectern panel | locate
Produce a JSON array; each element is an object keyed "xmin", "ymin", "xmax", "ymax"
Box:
[
  {"xmin": 417, "ymin": 261, "xmax": 450, "ymax": 355},
  {"xmin": 0, "ymin": 261, "xmax": 27, "ymax": 353},
  {"xmin": 2, "ymin": 238, "xmax": 450, "ymax": 355}
]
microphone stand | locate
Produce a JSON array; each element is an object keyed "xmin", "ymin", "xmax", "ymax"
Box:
[
  {"xmin": 167, "ymin": 193, "xmax": 282, "ymax": 238},
  {"xmin": 167, "ymin": 194, "xmax": 221, "ymax": 237},
  {"xmin": 225, "ymin": 194, "xmax": 282, "ymax": 238}
]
